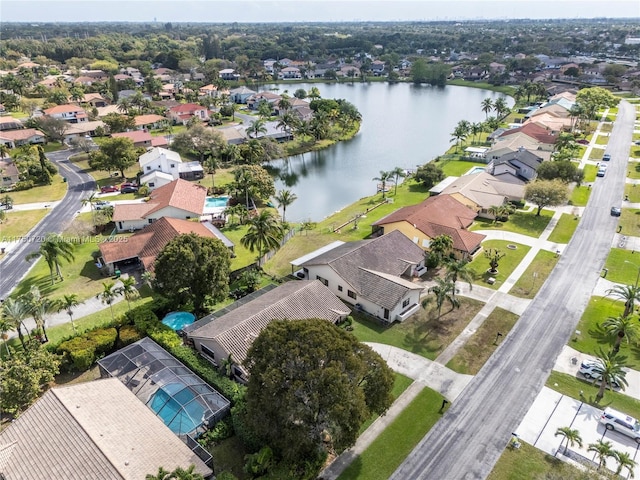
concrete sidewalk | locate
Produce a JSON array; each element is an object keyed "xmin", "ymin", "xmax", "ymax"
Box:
[{"xmin": 10, "ymin": 201, "xmax": 61, "ymax": 211}]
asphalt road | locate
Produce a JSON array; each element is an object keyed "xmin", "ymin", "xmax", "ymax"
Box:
[
  {"xmin": 390, "ymin": 101, "xmax": 636, "ymax": 480},
  {"xmin": 0, "ymin": 148, "xmax": 96, "ymax": 299}
]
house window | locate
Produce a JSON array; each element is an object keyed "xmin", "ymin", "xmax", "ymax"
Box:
[
  {"xmin": 338, "ymin": 285, "xmax": 343, "ymax": 292},
  {"xmin": 402, "ymin": 298, "xmax": 411, "ymax": 308},
  {"xmin": 413, "ymin": 237, "xmax": 419, "ymax": 243},
  {"xmin": 148, "ymin": 219, "xmax": 153, "ymax": 224},
  {"xmin": 186, "ymin": 216, "xmax": 191, "ymax": 219},
  {"xmin": 316, "ymin": 275, "xmax": 328, "ymax": 287},
  {"xmin": 170, "ymin": 164, "xmax": 175, "ymax": 168},
  {"xmin": 146, "ymin": 166, "xmax": 151, "ymax": 170},
  {"xmin": 383, "ymin": 309, "xmax": 390, "ymax": 320},
  {"xmin": 347, "ymin": 290, "xmax": 357, "ymax": 300},
  {"xmin": 422, "ymin": 239, "xmax": 431, "ymax": 248},
  {"xmin": 149, "ymin": 182, "xmax": 155, "ymax": 187},
  {"xmin": 200, "ymin": 345, "xmax": 217, "ymax": 365}
]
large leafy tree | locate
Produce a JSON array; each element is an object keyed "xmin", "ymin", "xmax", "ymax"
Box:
[
  {"xmin": 25, "ymin": 233, "xmax": 75, "ymax": 285},
  {"xmin": 102, "ymin": 112, "xmax": 136, "ymax": 133},
  {"xmin": 35, "ymin": 115, "xmax": 67, "ymax": 143},
  {"xmin": 576, "ymin": 87, "xmax": 620, "ymax": 120},
  {"xmin": 230, "ymin": 165, "xmax": 276, "ymax": 208},
  {"xmin": 244, "ymin": 319, "xmax": 394, "ymax": 466},
  {"xmin": 154, "ymin": 234, "xmax": 231, "ymax": 314},
  {"xmin": 169, "ymin": 124, "xmax": 225, "ymax": 162},
  {"xmin": 524, "ymin": 179, "xmax": 569, "ymax": 216},
  {"xmin": 88, "ymin": 136, "xmax": 139, "ymax": 178},
  {"xmin": 414, "ymin": 162, "xmax": 445, "ymax": 189},
  {"xmin": 240, "ymin": 210, "xmax": 285, "ymax": 259}
]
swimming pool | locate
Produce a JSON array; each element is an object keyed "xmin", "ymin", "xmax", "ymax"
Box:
[
  {"xmin": 464, "ymin": 166, "xmax": 487, "ymax": 176},
  {"xmin": 205, "ymin": 196, "xmax": 230, "ymax": 208},
  {"xmin": 161, "ymin": 311, "xmax": 196, "ymax": 331},
  {"xmin": 148, "ymin": 383, "xmax": 204, "ymax": 435}
]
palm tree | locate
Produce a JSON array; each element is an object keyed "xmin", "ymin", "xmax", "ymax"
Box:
[
  {"xmin": 587, "ymin": 439, "xmax": 614, "ymax": 471},
  {"xmin": 469, "ymin": 122, "xmax": 484, "ymax": 144},
  {"xmin": 97, "ymin": 281, "xmax": 120, "ymax": 322},
  {"xmin": 0, "ymin": 144, "xmax": 9, "ymax": 159},
  {"xmin": 203, "ymin": 155, "xmax": 218, "ymax": 190},
  {"xmin": 55, "ymin": 293, "xmax": 80, "ymax": 334},
  {"xmin": 240, "ymin": 210, "xmax": 285, "ymax": 261},
  {"xmin": 274, "ymin": 189, "xmax": 297, "ymax": 223},
  {"xmin": 423, "ymin": 277, "xmax": 459, "ymax": 318},
  {"xmin": 390, "ymin": 166, "xmax": 406, "ymax": 196},
  {"xmin": 606, "ymin": 284, "xmax": 640, "ymax": 318},
  {"xmin": 23, "ymin": 285, "xmax": 54, "ymax": 343},
  {"xmin": 554, "ymin": 426, "xmax": 582, "ymax": 457},
  {"xmin": 171, "ymin": 465, "xmax": 205, "ymax": 480},
  {"xmin": 450, "ymin": 122, "xmax": 469, "ymax": 153},
  {"xmin": 493, "ymin": 97, "xmax": 509, "ymax": 119},
  {"xmin": 25, "ymin": 233, "xmax": 75, "ymax": 285},
  {"xmin": 602, "ymin": 314, "xmax": 639, "ymax": 354},
  {"xmin": 481, "ymin": 98, "xmax": 494, "ymax": 119},
  {"xmin": 141, "ymin": 271, "xmax": 153, "ymax": 289},
  {"xmin": 0, "ymin": 316, "xmax": 13, "ymax": 357},
  {"xmin": 591, "ymin": 350, "xmax": 629, "ymax": 403},
  {"xmin": 145, "ymin": 466, "xmax": 172, "ymax": 480},
  {"xmin": 1, "ymin": 297, "xmax": 30, "ymax": 350},
  {"xmin": 372, "ymin": 170, "xmax": 392, "ymax": 199},
  {"xmin": 308, "ymin": 86, "xmax": 321, "ymax": 100},
  {"xmin": 444, "ymin": 258, "xmax": 474, "ymax": 297},
  {"xmin": 613, "ymin": 450, "xmax": 636, "ymax": 478},
  {"xmin": 82, "ymin": 192, "xmax": 99, "ymax": 225},
  {"xmin": 115, "ymin": 276, "xmax": 139, "ymax": 312}
]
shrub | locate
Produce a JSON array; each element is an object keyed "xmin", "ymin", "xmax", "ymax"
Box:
[
  {"xmin": 198, "ymin": 417, "xmax": 235, "ymax": 447},
  {"xmin": 118, "ymin": 325, "xmax": 142, "ymax": 347},
  {"xmin": 147, "ymin": 325, "xmax": 183, "ymax": 350},
  {"xmin": 57, "ymin": 336, "xmax": 97, "ymax": 371},
  {"xmin": 126, "ymin": 306, "xmax": 159, "ymax": 335},
  {"xmin": 86, "ymin": 327, "xmax": 117, "ymax": 355},
  {"xmin": 13, "ymin": 180, "xmax": 34, "ymax": 191},
  {"xmin": 231, "ymin": 399, "xmax": 262, "ymax": 453}
]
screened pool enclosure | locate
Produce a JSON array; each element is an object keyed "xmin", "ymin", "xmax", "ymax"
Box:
[{"xmin": 98, "ymin": 337, "xmax": 230, "ymax": 437}]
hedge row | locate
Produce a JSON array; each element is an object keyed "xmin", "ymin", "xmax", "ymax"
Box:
[{"xmin": 57, "ymin": 327, "xmax": 118, "ymax": 371}]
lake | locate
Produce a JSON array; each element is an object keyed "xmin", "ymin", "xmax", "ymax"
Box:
[{"xmin": 263, "ymin": 82, "xmax": 513, "ymax": 222}]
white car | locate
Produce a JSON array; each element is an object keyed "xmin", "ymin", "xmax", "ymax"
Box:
[
  {"xmin": 94, "ymin": 200, "xmax": 113, "ymax": 210},
  {"xmin": 600, "ymin": 407, "xmax": 640, "ymax": 443},
  {"xmin": 579, "ymin": 361, "xmax": 622, "ymax": 388}
]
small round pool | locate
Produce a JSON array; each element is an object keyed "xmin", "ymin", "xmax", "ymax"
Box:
[
  {"xmin": 161, "ymin": 311, "xmax": 196, "ymax": 331},
  {"xmin": 205, "ymin": 196, "xmax": 230, "ymax": 208}
]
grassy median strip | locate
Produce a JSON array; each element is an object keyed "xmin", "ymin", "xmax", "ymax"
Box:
[
  {"xmin": 8, "ymin": 174, "xmax": 68, "ymax": 204},
  {"xmin": 604, "ymin": 248, "xmax": 640, "ymax": 284},
  {"xmin": 547, "ymin": 213, "xmax": 580, "ymax": 243},
  {"xmin": 0, "ymin": 209, "xmax": 48, "ymax": 241},
  {"xmin": 509, "ymin": 250, "xmax": 559, "ymax": 299},
  {"xmin": 337, "ymin": 386, "xmax": 444, "ymax": 480}
]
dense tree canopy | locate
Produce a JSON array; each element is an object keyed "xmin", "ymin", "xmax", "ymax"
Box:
[
  {"xmin": 524, "ymin": 179, "xmax": 569, "ymax": 216},
  {"xmin": 88, "ymin": 137, "xmax": 140, "ymax": 177},
  {"xmin": 244, "ymin": 319, "xmax": 394, "ymax": 467}
]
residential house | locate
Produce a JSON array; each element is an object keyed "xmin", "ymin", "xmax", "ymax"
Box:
[
  {"xmin": 198, "ymin": 84, "xmax": 219, "ymax": 98},
  {"xmin": 78, "ymin": 93, "xmax": 108, "ymax": 108},
  {"xmin": 293, "ymin": 230, "xmax": 426, "ymax": 323},
  {"xmin": 43, "ymin": 104, "xmax": 88, "ymax": 123},
  {"xmin": 99, "ymin": 217, "xmax": 233, "ymax": 274},
  {"xmin": 0, "ymin": 378, "xmax": 213, "ymax": 479},
  {"xmin": 96, "ymin": 105, "xmax": 122, "ymax": 118},
  {"xmin": 440, "ymin": 172, "xmax": 525, "ymax": 218},
  {"xmin": 371, "ymin": 60, "xmax": 386, "ymax": 75},
  {"xmin": 112, "ymin": 178, "xmax": 206, "ymax": 232},
  {"xmin": 0, "ymin": 159, "xmax": 20, "ymax": 188},
  {"xmin": 138, "ymin": 147, "xmax": 203, "ymax": 188},
  {"xmin": 218, "ymin": 126, "xmax": 247, "ymax": 145},
  {"xmin": 487, "ymin": 135, "xmax": 552, "ymax": 162},
  {"xmin": 229, "ymin": 86, "xmax": 257, "ymax": 104},
  {"xmin": 133, "ymin": 114, "xmax": 168, "ymax": 131},
  {"xmin": 0, "ymin": 128, "xmax": 46, "ymax": 148},
  {"xmin": 497, "ymin": 122, "xmax": 558, "ymax": 151},
  {"xmin": 63, "ymin": 121, "xmax": 105, "ymax": 143},
  {"xmin": 219, "ymin": 69, "xmax": 240, "ymax": 81},
  {"xmin": 111, "ymin": 130, "xmax": 153, "ymax": 148},
  {"xmin": 337, "ymin": 65, "xmax": 361, "ymax": 78},
  {"xmin": 371, "ymin": 194, "xmax": 486, "ymax": 259},
  {"xmin": 167, "ymin": 103, "xmax": 209, "ymax": 125},
  {"xmin": 247, "ymin": 92, "xmax": 281, "ymax": 111},
  {"xmin": 278, "ymin": 66, "xmax": 302, "ymax": 79},
  {"xmin": 186, "ymin": 280, "xmax": 350, "ymax": 379},
  {"xmin": 487, "ymin": 148, "xmax": 544, "ymax": 183},
  {"xmin": 0, "ymin": 117, "xmax": 24, "ymax": 131}
]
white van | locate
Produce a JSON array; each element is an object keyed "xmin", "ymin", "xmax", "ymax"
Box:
[{"xmin": 600, "ymin": 407, "xmax": 640, "ymax": 443}]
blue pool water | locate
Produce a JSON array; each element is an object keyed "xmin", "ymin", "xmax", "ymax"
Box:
[
  {"xmin": 205, "ymin": 196, "xmax": 230, "ymax": 208},
  {"xmin": 161, "ymin": 311, "xmax": 196, "ymax": 331},
  {"xmin": 464, "ymin": 166, "xmax": 486, "ymax": 176},
  {"xmin": 149, "ymin": 383, "xmax": 203, "ymax": 435}
]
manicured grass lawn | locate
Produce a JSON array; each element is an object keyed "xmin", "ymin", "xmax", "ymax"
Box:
[
  {"xmin": 337, "ymin": 386, "xmax": 445, "ymax": 480},
  {"xmin": 547, "ymin": 213, "xmax": 580, "ymax": 244},
  {"xmin": 583, "ymin": 164, "xmax": 597, "ymax": 182},
  {"xmin": 625, "ymin": 183, "xmax": 640, "ymax": 203},
  {"xmin": 589, "ymin": 148, "xmax": 604, "ymax": 161},
  {"xmin": 629, "ymin": 162, "xmax": 640, "ymax": 180},
  {"xmin": 595, "ymin": 134, "xmax": 609, "ymax": 146},
  {"xmin": 219, "ymin": 224, "xmax": 257, "ymax": 271},
  {"xmin": 599, "ymin": 123, "xmax": 613, "ymax": 133},
  {"xmin": 604, "ymin": 248, "xmax": 640, "ymax": 285},
  {"xmin": 569, "ymin": 185, "xmax": 590, "ymax": 206},
  {"xmin": 509, "ymin": 250, "xmax": 559, "ymax": 299},
  {"xmin": 547, "ymin": 371, "xmax": 640, "ymax": 420},
  {"xmin": 7, "ymin": 174, "xmax": 68, "ymax": 204},
  {"xmin": 487, "ymin": 440, "xmax": 585, "ymax": 480},
  {"xmin": 0, "ymin": 209, "xmax": 48, "ymax": 241},
  {"xmin": 68, "ymin": 153, "xmax": 139, "ymax": 186},
  {"xmin": 359, "ymin": 373, "xmax": 414, "ymax": 434},
  {"xmin": 570, "ymin": 296, "xmax": 639, "ymax": 367},
  {"xmin": 438, "ymin": 159, "xmax": 486, "ymax": 177},
  {"xmin": 350, "ymin": 297, "xmax": 484, "ymax": 360},
  {"xmin": 632, "ymin": 146, "xmax": 640, "ymax": 160},
  {"xmin": 617, "ymin": 209, "xmax": 640, "ymax": 237},
  {"xmin": 470, "ymin": 210, "xmax": 553, "ymax": 238},
  {"xmin": 446, "ymin": 307, "xmax": 519, "ymax": 375},
  {"xmin": 467, "ymin": 240, "xmax": 531, "ymax": 290}
]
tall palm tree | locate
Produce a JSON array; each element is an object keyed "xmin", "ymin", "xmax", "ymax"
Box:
[
  {"xmin": 469, "ymin": 122, "xmax": 484, "ymax": 144},
  {"xmin": 1, "ymin": 297, "xmax": 30, "ymax": 350},
  {"xmin": 308, "ymin": 86, "xmax": 321, "ymax": 100},
  {"xmin": 240, "ymin": 210, "xmax": 285, "ymax": 261},
  {"xmin": 115, "ymin": 276, "xmax": 138, "ymax": 312},
  {"xmin": 493, "ymin": 97, "xmax": 509, "ymax": 119},
  {"xmin": 82, "ymin": 192, "xmax": 99, "ymax": 225},
  {"xmin": 0, "ymin": 144, "xmax": 9, "ymax": 159},
  {"xmin": 444, "ymin": 258, "xmax": 474, "ymax": 297},
  {"xmin": 602, "ymin": 314, "xmax": 639, "ymax": 354},
  {"xmin": 372, "ymin": 170, "xmax": 392, "ymax": 199},
  {"xmin": 592, "ymin": 350, "xmax": 629, "ymax": 403},
  {"xmin": 390, "ymin": 166, "xmax": 406, "ymax": 196},
  {"xmin": 203, "ymin": 155, "xmax": 218, "ymax": 190},
  {"xmin": 55, "ymin": 293, "xmax": 80, "ymax": 334},
  {"xmin": 554, "ymin": 426, "xmax": 582, "ymax": 457},
  {"xmin": 613, "ymin": 450, "xmax": 636, "ymax": 478},
  {"xmin": 23, "ymin": 285, "xmax": 54, "ymax": 343},
  {"xmin": 423, "ymin": 277, "xmax": 459, "ymax": 318},
  {"xmin": 25, "ymin": 233, "xmax": 75, "ymax": 285},
  {"xmin": 274, "ymin": 189, "xmax": 297, "ymax": 223},
  {"xmin": 481, "ymin": 98, "xmax": 494, "ymax": 119},
  {"xmin": 97, "ymin": 281, "xmax": 120, "ymax": 322},
  {"xmin": 606, "ymin": 284, "xmax": 640, "ymax": 318},
  {"xmin": 450, "ymin": 122, "xmax": 469, "ymax": 153},
  {"xmin": 141, "ymin": 271, "xmax": 153, "ymax": 290},
  {"xmin": 0, "ymin": 316, "xmax": 12, "ymax": 357},
  {"xmin": 587, "ymin": 439, "xmax": 614, "ymax": 471}
]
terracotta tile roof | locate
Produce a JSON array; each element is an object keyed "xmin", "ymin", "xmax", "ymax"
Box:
[
  {"xmin": 0, "ymin": 378, "xmax": 212, "ymax": 480},
  {"xmin": 111, "ymin": 130, "xmax": 153, "ymax": 144},
  {"xmin": 43, "ymin": 104, "xmax": 85, "ymax": 115},
  {"xmin": 133, "ymin": 114, "xmax": 167, "ymax": 127},
  {"xmin": 0, "ymin": 128, "xmax": 44, "ymax": 141},
  {"xmin": 169, "ymin": 103, "xmax": 205, "ymax": 114},
  {"xmin": 188, "ymin": 280, "xmax": 350, "ymax": 365},
  {"xmin": 151, "ymin": 136, "xmax": 169, "ymax": 147},
  {"xmin": 499, "ymin": 122, "xmax": 558, "ymax": 145},
  {"xmin": 112, "ymin": 202, "xmax": 155, "ymax": 222},
  {"xmin": 100, "ymin": 217, "xmax": 219, "ymax": 271}
]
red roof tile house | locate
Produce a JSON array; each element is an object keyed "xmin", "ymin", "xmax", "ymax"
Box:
[
  {"xmin": 43, "ymin": 104, "xmax": 88, "ymax": 123},
  {"xmin": 167, "ymin": 103, "xmax": 209, "ymax": 125},
  {"xmin": 372, "ymin": 194, "xmax": 486, "ymax": 259},
  {"xmin": 112, "ymin": 179, "xmax": 206, "ymax": 232},
  {"xmin": 497, "ymin": 123, "xmax": 558, "ymax": 151},
  {"xmin": 0, "ymin": 128, "xmax": 46, "ymax": 148},
  {"xmin": 111, "ymin": 130, "xmax": 154, "ymax": 148},
  {"xmin": 99, "ymin": 217, "xmax": 233, "ymax": 274}
]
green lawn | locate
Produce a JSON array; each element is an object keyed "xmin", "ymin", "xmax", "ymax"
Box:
[
  {"xmin": 6, "ymin": 174, "xmax": 68, "ymax": 204},
  {"xmin": 604, "ymin": 248, "xmax": 640, "ymax": 284},
  {"xmin": 219, "ymin": 224, "xmax": 259, "ymax": 271},
  {"xmin": 617, "ymin": 209, "xmax": 640, "ymax": 238},
  {"xmin": 438, "ymin": 159, "xmax": 486, "ymax": 177},
  {"xmin": 625, "ymin": 184, "xmax": 640, "ymax": 203},
  {"xmin": 467, "ymin": 240, "xmax": 531, "ymax": 290},
  {"xmin": 509, "ymin": 250, "xmax": 559, "ymax": 299},
  {"xmin": 629, "ymin": 162, "xmax": 640, "ymax": 180},
  {"xmin": 67, "ymin": 153, "xmax": 140, "ymax": 186},
  {"xmin": 547, "ymin": 213, "xmax": 580, "ymax": 244},
  {"xmin": 589, "ymin": 149, "xmax": 604, "ymax": 161},
  {"xmin": 470, "ymin": 210, "xmax": 553, "ymax": 238},
  {"xmin": 446, "ymin": 307, "xmax": 519, "ymax": 375},
  {"xmin": 349, "ymin": 297, "xmax": 484, "ymax": 360},
  {"xmin": 337, "ymin": 386, "xmax": 445, "ymax": 480},
  {"xmin": 569, "ymin": 185, "xmax": 590, "ymax": 206},
  {"xmin": 0, "ymin": 209, "xmax": 48, "ymax": 241},
  {"xmin": 570, "ymin": 296, "xmax": 639, "ymax": 368},
  {"xmin": 632, "ymin": 146, "xmax": 640, "ymax": 160},
  {"xmin": 583, "ymin": 164, "xmax": 597, "ymax": 182},
  {"xmin": 359, "ymin": 373, "xmax": 414, "ymax": 434},
  {"xmin": 547, "ymin": 371, "xmax": 640, "ymax": 420},
  {"xmin": 595, "ymin": 134, "xmax": 609, "ymax": 146}
]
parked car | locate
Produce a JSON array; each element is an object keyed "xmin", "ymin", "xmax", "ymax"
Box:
[
  {"xmin": 579, "ymin": 361, "xmax": 622, "ymax": 388},
  {"xmin": 602, "ymin": 154, "xmax": 611, "ymax": 161},
  {"xmin": 94, "ymin": 200, "xmax": 113, "ymax": 210},
  {"xmin": 611, "ymin": 206, "xmax": 621, "ymax": 217},
  {"xmin": 100, "ymin": 185, "xmax": 119, "ymax": 193},
  {"xmin": 577, "ymin": 139, "xmax": 590, "ymax": 145},
  {"xmin": 600, "ymin": 407, "xmax": 640, "ymax": 443},
  {"xmin": 596, "ymin": 167, "xmax": 607, "ymax": 178},
  {"xmin": 121, "ymin": 185, "xmax": 139, "ymax": 194}
]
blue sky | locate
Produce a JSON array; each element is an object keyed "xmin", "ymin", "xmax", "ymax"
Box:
[{"xmin": 2, "ymin": 0, "xmax": 639, "ymax": 23}]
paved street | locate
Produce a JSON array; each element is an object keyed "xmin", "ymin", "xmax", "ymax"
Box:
[{"xmin": 390, "ymin": 101, "xmax": 637, "ymax": 479}]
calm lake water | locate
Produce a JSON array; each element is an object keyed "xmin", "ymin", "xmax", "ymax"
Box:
[{"xmin": 264, "ymin": 82, "xmax": 513, "ymax": 223}]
